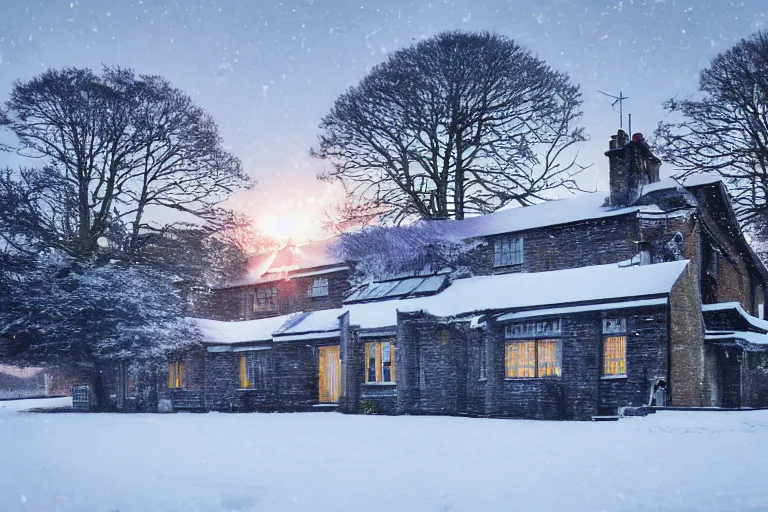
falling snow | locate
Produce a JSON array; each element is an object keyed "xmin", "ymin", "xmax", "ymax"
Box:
[{"xmin": 0, "ymin": 1, "xmax": 762, "ymax": 240}]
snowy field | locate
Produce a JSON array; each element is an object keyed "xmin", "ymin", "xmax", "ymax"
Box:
[{"xmin": 1, "ymin": 398, "xmax": 768, "ymax": 512}]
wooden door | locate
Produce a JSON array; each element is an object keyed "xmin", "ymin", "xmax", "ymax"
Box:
[{"xmin": 319, "ymin": 345, "xmax": 341, "ymax": 403}]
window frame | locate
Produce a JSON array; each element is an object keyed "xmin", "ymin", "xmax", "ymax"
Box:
[
  {"xmin": 168, "ymin": 362, "xmax": 184, "ymax": 389},
  {"xmin": 307, "ymin": 277, "xmax": 329, "ymax": 298},
  {"xmin": 253, "ymin": 285, "xmax": 278, "ymax": 313},
  {"xmin": 503, "ymin": 319, "xmax": 563, "ymax": 379},
  {"xmin": 602, "ymin": 318, "xmax": 628, "ymax": 378},
  {"xmin": 239, "ymin": 351, "xmax": 269, "ymax": 390},
  {"xmin": 493, "ymin": 235, "xmax": 524, "ymax": 267},
  {"xmin": 364, "ymin": 340, "xmax": 396, "ymax": 385}
]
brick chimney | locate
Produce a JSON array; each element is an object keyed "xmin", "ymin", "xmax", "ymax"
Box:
[{"xmin": 606, "ymin": 130, "xmax": 661, "ymax": 207}]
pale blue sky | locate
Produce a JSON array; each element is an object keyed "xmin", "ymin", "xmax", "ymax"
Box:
[{"xmin": 1, "ymin": 0, "xmax": 765, "ymax": 238}]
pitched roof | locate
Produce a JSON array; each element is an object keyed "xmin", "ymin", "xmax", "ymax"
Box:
[
  {"xmin": 638, "ymin": 174, "xmax": 723, "ymax": 196},
  {"xmin": 436, "ymin": 192, "xmax": 644, "ymax": 240},
  {"xmin": 198, "ymin": 260, "xmax": 689, "ymax": 344},
  {"xmin": 214, "ymin": 238, "xmax": 345, "ymax": 290}
]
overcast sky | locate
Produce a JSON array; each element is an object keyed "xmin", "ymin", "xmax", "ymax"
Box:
[{"xmin": 1, "ymin": 0, "xmax": 765, "ymax": 240}]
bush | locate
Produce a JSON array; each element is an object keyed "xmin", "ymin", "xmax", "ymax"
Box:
[{"xmin": 360, "ymin": 400, "xmax": 377, "ymax": 415}]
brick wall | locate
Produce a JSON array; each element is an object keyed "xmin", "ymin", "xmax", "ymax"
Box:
[
  {"xmin": 208, "ymin": 268, "xmax": 351, "ymax": 321},
  {"xmin": 460, "ymin": 216, "xmax": 639, "ymax": 277},
  {"xmin": 692, "ymin": 187, "xmax": 764, "ymax": 314},
  {"xmin": 465, "ymin": 328, "xmax": 487, "ymax": 417},
  {"xmin": 394, "ymin": 313, "xmax": 469, "ymax": 416},
  {"xmin": 341, "ymin": 333, "xmax": 399, "ymax": 415},
  {"xmin": 204, "ymin": 347, "xmax": 280, "ymax": 412},
  {"xmin": 598, "ymin": 309, "xmax": 668, "ymax": 414},
  {"xmin": 668, "ymin": 262, "xmax": 707, "ymax": 406},
  {"xmin": 397, "ymin": 306, "xmax": 668, "ymax": 421}
]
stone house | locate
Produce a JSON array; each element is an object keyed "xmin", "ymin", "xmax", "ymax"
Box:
[{"xmin": 104, "ymin": 130, "xmax": 768, "ymax": 418}]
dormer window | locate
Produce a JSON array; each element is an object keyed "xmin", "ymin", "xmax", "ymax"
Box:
[
  {"xmin": 494, "ymin": 236, "xmax": 524, "ymax": 267},
  {"xmin": 308, "ymin": 277, "xmax": 329, "ymax": 297}
]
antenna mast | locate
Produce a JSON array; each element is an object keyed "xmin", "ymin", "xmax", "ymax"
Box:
[{"xmin": 597, "ymin": 90, "xmax": 629, "ymax": 129}]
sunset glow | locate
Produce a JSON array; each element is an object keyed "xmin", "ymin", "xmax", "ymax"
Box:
[
  {"xmin": 256, "ymin": 212, "xmax": 324, "ymax": 242},
  {"xmin": 232, "ymin": 181, "xmax": 346, "ymax": 244}
]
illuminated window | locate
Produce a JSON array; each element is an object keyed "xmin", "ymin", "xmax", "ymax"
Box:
[
  {"xmin": 603, "ymin": 318, "xmax": 627, "ymax": 376},
  {"xmin": 239, "ymin": 351, "xmax": 269, "ymax": 389},
  {"xmin": 239, "ymin": 355, "xmax": 249, "ymax": 388},
  {"xmin": 253, "ymin": 286, "xmax": 278, "ymax": 312},
  {"xmin": 494, "ymin": 236, "xmax": 524, "ymax": 266},
  {"xmin": 168, "ymin": 362, "xmax": 184, "ymax": 389},
  {"xmin": 506, "ymin": 341, "xmax": 536, "ymax": 378},
  {"xmin": 504, "ymin": 320, "xmax": 562, "ymax": 378},
  {"xmin": 537, "ymin": 339, "xmax": 561, "ymax": 377},
  {"xmin": 365, "ymin": 341, "xmax": 395, "ymax": 383},
  {"xmin": 307, "ymin": 277, "xmax": 329, "ymax": 297}
]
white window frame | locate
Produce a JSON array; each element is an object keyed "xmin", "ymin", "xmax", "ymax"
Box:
[
  {"xmin": 308, "ymin": 277, "xmax": 329, "ymax": 298},
  {"xmin": 494, "ymin": 236, "xmax": 524, "ymax": 267}
]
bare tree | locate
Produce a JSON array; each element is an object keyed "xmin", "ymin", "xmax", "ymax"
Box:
[
  {"xmin": 0, "ymin": 66, "xmax": 252, "ymax": 257},
  {"xmin": 312, "ymin": 31, "xmax": 587, "ymax": 224},
  {"xmin": 655, "ymin": 31, "xmax": 768, "ymax": 229}
]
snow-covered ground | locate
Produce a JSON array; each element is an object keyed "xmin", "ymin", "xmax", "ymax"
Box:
[{"xmin": 1, "ymin": 399, "xmax": 767, "ymax": 512}]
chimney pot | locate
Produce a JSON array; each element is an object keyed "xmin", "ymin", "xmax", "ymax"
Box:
[
  {"xmin": 617, "ymin": 129, "xmax": 628, "ymax": 147},
  {"xmin": 632, "ymin": 132, "xmax": 644, "ymax": 143}
]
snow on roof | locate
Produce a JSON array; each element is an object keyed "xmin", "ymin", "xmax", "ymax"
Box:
[
  {"xmin": 495, "ymin": 298, "xmax": 668, "ymax": 322},
  {"xmin": 273, "ymin": 307, "xmax": 347, "ymax": 336},
  {"xmin": 277, "ymin": 260, "xmax": 689, "ymax": 336},
  {"xmin": 705, "ymin": 331, "xmax": 768, "ymax": 347},
  {"xmin": 268, "ymin": 238, "xmax": 343, "ymax": 272},
  {"xmin": 214, "ymin": 238, "xmax": 346, "ymax": 290},
  {"xmin": 702, "ymin": 302, "xmax": 768, "ymax": 332},
  {"xmin": 393, "ymin": 260, "xmax": 688, "ymax": 320},
  {"xmin": 436, "ymin": 192, "xmax": 643, "ymax": 240},
  {"xmin": 214, "ymin": 252, "xmax": 277, "ymax": 289},
  {"xmin": 202, "ymin": 260, "xmax": 689, "ymax": 344},
  {"xmin": 639, "ymin": 175, "xmax": 723, "ymax": 196},
  {"xmin": 193, "ymin": 313, "xmax": 301, "ymax": 344}
]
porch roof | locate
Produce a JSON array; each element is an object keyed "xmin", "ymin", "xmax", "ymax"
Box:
[{"xmin": 705, "ymin": 330, "xmax": 768, "ymax": 349}]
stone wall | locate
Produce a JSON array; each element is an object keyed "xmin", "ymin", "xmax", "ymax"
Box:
[
  {"xmin": 482, "ymin": 308, "xmax": 667, "ymax": 420},
  {"xmin": 743, "ymin": 351, "xmax": 768, "ymax": 408},
  {"xmin": 668, "ymin": 262, "xmax": 708, "ymax": 406},
  {"xmin": 396, "ymin": 306, "xmax": 667, "ymax": 421},
  {"xmin": 392, "ymin": 313, "xmax": 469, "ymax": 416}
]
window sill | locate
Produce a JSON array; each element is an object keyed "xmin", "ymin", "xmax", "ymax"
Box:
[
  {"xmin": 493, "ymin": 263, "xmax": 524, "ymax": 270},
  {"xmin": 478, "ymin": 377, "xmax": 487, "ymax": 382},
  {"xmin": 236, "ymin": 388, "xmax": 259, "ymax": 391},
  {"xmin": 504, "ymin": 377, "xmax": 561, "ymax": 381},
  {"xmin": 363, "ymin": 382, "xmax": 396, "ymax": 386},
  {"xmin": 601, "ymin": 375, "xmax": 627, "ymax": 380},
  {"xmin": 309, "ymin": 295, "xmax": 329, "ymax": 299}
]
